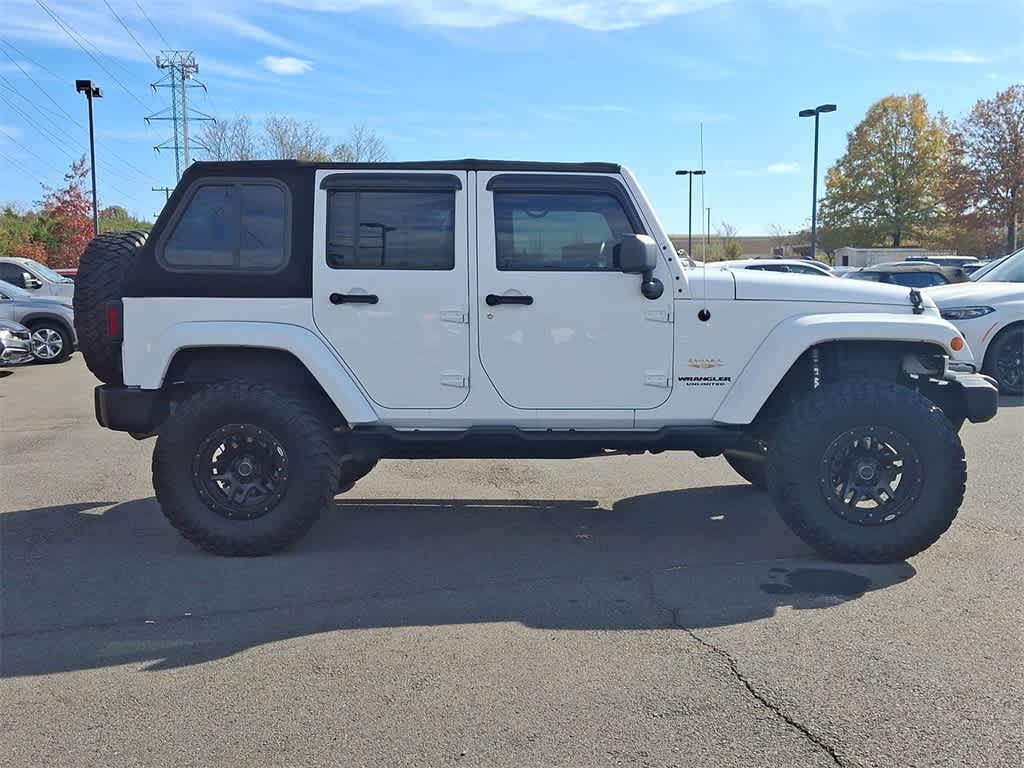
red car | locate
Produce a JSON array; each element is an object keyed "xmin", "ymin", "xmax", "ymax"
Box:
[{"xmin": 54, "ymin": 268, "xmax": 77, "ymax": 280}]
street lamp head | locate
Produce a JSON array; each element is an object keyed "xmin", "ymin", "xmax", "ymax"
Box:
[
  {"xmin": 692, "ymin": 170, "xmax": 706, "ymax": 176},
  {"xmin": 798, "ymin": 109, "xmax": 816, "ymax": 118},
  {"xmin": 675, "ymin": 170, "xmax": 690, "ymax": 175},
  {"xmin": 816, "ymin": 104, "xmax": 837, "ymax": 113},
  {"xmin": 75, "ymin": 79, "xmax": 102, "ymax": 97}
]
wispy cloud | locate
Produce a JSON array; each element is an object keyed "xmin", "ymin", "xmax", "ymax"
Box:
[
  {"xmin": 721, "ymin": 163, "xmax": 801, "ymax": 178},
  {"xmin": 897, "ymin": 49, "xmax": 989, "ymax": 64},
  {"xmin": 262, "ymin": 56, "xmax": 313, "ymax": 76},
  {"xmin": 268, "ymin": 1, "xmax": 729, "ymax": 31}
]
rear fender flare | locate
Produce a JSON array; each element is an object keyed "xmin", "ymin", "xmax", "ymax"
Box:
[{"xmin": 125, "ymin": 320, "xmax": 379, "ymax": 424}]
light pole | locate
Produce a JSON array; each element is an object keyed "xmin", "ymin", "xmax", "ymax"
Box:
[
  {"xmin": 76, "ymin": 79, "xmax": 102, "ymax": 236},
  {"xmin": 798, "ymin": 103, "xmax": 836, "ymax": 260},
  {"xmin": 675, "ymin": 169, "xmax": 706, "ymax": 258}
]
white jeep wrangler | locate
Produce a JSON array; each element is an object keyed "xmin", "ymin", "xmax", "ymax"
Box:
[{"xmin": 74, "ymin": 159, "xmax": 999, "ymax": 561}]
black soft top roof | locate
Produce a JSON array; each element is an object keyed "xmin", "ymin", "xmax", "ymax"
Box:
[{"xmin": 187, "ymin": 158, "xmax": 622, "ymax": 174}]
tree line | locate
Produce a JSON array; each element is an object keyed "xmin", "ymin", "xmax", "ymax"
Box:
[
  {"xmin": 0, "ymin": 117, "xmax": 389, "ymax": 268},
  {"xmin": 820, "ymin": 84, "xmax": 1023, "ymax": 256}
]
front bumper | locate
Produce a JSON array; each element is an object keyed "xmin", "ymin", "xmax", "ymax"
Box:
[
  {"xmin": 944, "ymin": 368, "xmax": 999, "ymax": 423},
  {"xmin": 1, "ymin": 343, "xmax": 34, "ymax": 366},
  {"xmin": 94, "ymin": 385, "xmax": 167, "ymax": 435}
]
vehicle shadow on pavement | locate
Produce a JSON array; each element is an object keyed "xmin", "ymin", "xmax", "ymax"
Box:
[{"xmin": 1, "ymin": 488, "xmax": 915, "ymax": 677}]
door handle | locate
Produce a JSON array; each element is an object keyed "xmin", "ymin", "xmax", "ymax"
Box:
[
  {"xmin": 330, "ymin": 292, "xmax": 379, "ymax": 305},
  {"xmin": 486, "ymin": 294, "xmax": 533, "ymax": 306}
]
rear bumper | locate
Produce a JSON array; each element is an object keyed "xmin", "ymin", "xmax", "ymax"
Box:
[
  {"xmin": 94, "ymin": 385, "xmax": 166, "ymax": 435},
  {"xmin": 945, "ymin": 369, "xmax": 999, "ymax": 423}
]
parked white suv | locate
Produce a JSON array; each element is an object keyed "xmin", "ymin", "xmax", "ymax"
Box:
[
  {"xmin": 927, "ymin": 247, "xmax": 1024, "ymax": 394},
  {"xmin": 74, "ymin": 159, "xmax": 998, "ymax": 561},
  {"xmin": 0, "ymin": 257, "xmax": 75, "ymax": 299}
]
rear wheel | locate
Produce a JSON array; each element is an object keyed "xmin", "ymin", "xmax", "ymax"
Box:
[
  {"xmin": 153, "ymin": 381, "xmax": 341, "ymax": 556},
  {"xmin": 983, "ymin": 325, "xmax": 1024, "ymax": 395},
  {"xmin": 28, "ymin": 321, "xmax": 71, "ymax": 363},
  {"xmin": 73, "ymin": 230, "xmax": 147, "ymax": 384},
  {"xmin": 767, "ymin": 379, "xmax": 965, "ymax": 563}
]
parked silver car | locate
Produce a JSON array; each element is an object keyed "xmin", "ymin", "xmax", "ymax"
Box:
[
  {"xmin": 0, "ymin": 280, "xmax": 77, "ymax": 363},
  {"xmin": 0, "ymin": 319, "xmax": 34, "ymax": 366}
]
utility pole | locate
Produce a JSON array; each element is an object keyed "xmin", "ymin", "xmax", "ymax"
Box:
[
  {"xmin": 146, "ymin": 51, "xmax": 213, "ymax": 182},
  {"xmin": 675, "ymin": 169, "xmax": 706, "ymax": 258},
  {"xmin": 75, "ymin": 80, "xmax": 102, "ymax": 236}
]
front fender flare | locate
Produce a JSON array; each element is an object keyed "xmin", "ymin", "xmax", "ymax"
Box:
[
  {"xmin": 124, "ymin": 320, "xmax": 379, "ymax": 425},
  {"xmin": 713, "ymin": 311, "xmax": 972, "ymax": 425}
]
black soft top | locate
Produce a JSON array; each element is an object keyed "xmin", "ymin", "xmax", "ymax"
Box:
[{"xmin": 186, "ymin": 158, "xmax": 622, "ymax": 174}]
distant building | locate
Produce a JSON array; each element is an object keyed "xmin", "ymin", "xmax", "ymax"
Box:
[{"xmin": 669, "ymin": 235, "xmax": 813, "ymax": 261}]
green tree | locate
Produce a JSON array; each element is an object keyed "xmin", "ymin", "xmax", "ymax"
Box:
[{"xmin": 820, "ymin": 94, "xmax": 949, "ymax": 247}]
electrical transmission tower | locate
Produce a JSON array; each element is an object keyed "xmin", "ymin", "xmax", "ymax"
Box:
[{"xmin": 145, "ymin": 50, "xmax": 213, "ymax": 182}]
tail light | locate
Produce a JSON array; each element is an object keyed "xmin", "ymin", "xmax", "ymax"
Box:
[{"xmin": 106, "ymin": 300, "xmax": 123, "ymax": 341}]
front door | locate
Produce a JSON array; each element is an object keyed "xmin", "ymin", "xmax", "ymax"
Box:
[
  {"xmin": 476, "ymin": 172, "xmax": 675, "ymax": 410},
  {"xmin": 313, "ymin": 171, "xmax": 470, "ymax": 409}
]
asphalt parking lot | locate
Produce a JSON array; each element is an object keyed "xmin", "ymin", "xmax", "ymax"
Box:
[{"xmin": 1, "ymin": 356, "xmax": 1021, "ymax": 768}]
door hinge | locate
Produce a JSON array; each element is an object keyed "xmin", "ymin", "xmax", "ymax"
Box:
[
  {"xmin": 645, "ymin": 308, "xmax": 672, "ymax": 323},
  {"xmin": 440, "ymin": 371, "xmax": 468, "ymax": 388},
  {"xmin": 644, "ymin": 370, "xmax": 671, "ymax": 388},
  {"xmin": 440, "ymin": 308, "xmax": 469, "ymax": 324}
]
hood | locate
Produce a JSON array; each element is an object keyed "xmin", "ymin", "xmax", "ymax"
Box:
[
  {"xmin": 732, "ymin": 269, "xmax": 930, "ymax": 308},
  {"xmin": 12, "ymin": 294, "xmax": 73, "ymax": 309},
  {"xmin": 924, "ymin": 281, "xmax": 1024, "ymax": 306}
]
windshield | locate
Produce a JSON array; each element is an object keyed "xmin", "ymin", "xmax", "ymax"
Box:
[
  {"xmin": 0, "ymin": 280, "xmax": 32, "ymax": 299},
  {"xmin": 19, "ymin": 259, "xmax": 74, "ymax": 283},
  {"xmin": 975, "ymin": 249, "xmax": 1024, "ymax": 282}
]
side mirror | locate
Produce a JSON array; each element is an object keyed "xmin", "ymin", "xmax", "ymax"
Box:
[
  {"xmin": 23, "ymin": 273, "xmax": 42, "ymax": 290},
  {"xmin": 617, "ymin": 234, "xmax": 664, "ymax": 300},
  {"xmin": 617, "ymin": 234, "xmax": 658, "ymax": 274}
]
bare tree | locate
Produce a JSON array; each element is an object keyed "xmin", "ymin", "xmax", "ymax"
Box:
[
  {"xmin": 263, "ymin": 115, "xmax": 331, "ymax": 161},
  {"xmin": 332, "ymin": 123, "xmax": 388, "ymax": 162},
  {"xmin": 717, "ymin": 221, "xmax": 742, "ymax": 260},
  {"xmin": 199, "ymin": 115, "xmax": 260, "ymax": 161}
]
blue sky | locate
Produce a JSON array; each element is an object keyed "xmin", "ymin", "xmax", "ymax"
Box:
[{"xmin": 1, "ymin": 0, "xmax": 1021, "ymax": 234}]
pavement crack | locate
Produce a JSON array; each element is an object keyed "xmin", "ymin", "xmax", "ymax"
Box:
[{"xmin": 648, "ymin": 578, "xmax": 846, "ymax": 768}]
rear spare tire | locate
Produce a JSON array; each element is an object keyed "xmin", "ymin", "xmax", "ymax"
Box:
[{"xmin": 73, "ymin": 230, "xmax": 147, "ymax": 384}]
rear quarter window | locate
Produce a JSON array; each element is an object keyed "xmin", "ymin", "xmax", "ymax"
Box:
[{"xmin": 159, "ymin": 179, "xmax": 290, "ymax": 272}]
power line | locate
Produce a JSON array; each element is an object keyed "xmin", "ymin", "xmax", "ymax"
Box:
[
  {"xmin": 0, "ymin": 38, "xmax": 65, "ymax": 82},
  {"xmin": 0, "ymin": 91, "xmax": 139, "ymax": 201},
  {"xmin": 0, "ymin": 125, "xmax": 66, "ymax": 175},
  {"xmin": 134, "ymin": 0, "xmax": 171, "ymax": 49},
  {"xmin": 0, "ymin": 148, "xmax": 44, "ymax": 182},
  {"xmin": 0, "ymin": 41, "xmax": 155, "ymax": 182},
  {"xmin": 32, "ymin": 0, "xmax": 151, "ymax": 111},
  {"xmin": 0, "ymin": 74, "xmax": 149, "ymax": 185},
  {"xmin": 102, "ymin": 0, "xmax": 153, "ymax": 61}
]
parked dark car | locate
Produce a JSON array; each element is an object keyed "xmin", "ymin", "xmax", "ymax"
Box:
[
  {"xmin": 841, "ymin": 263, "xmax": 968, "ymax": 288},
  {"xmin": 0, "ymin": 319, "xmax": 34, "ymax": 366}
]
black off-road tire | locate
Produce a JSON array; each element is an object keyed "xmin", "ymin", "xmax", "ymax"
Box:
[
  {"xmin": 73, "ymin": 230, "xmax": 147, "ymax": 384},
  {"xmin": 153, "ymin": 381, "xmax": 342, "ymax": 556},
  {"xmin": 767, "ymin": 379, "xmax": 966, "ymax": 563},
  {"xmin": 983, "ymin": 324, "xmax": 1024, "ymax": 396},
  {"xmin": 723, "ymin": 450, "xmax": 768, "ymax": 490}
]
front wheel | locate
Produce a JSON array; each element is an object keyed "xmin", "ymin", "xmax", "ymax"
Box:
[
  {"xmin": 983, "ymin": 325, "xmax": 1024, "ymax": 395},
  {"xmin": 767, "ymin": 379, "xmax": 966, "ymax": 563},
  {"xmin": 153, "ymin": 381, "xmax": 341, "ymax": 556},
  {"xmin": 28, "ymin": 321, "xmax": 71, "ymax": 363}
]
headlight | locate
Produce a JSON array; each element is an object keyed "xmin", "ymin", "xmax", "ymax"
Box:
[
  {"xmin": 0, "ymin": 330, "xmax": 12, "ymax": 342},
  {"xmin": 940, "ymin": 306, "xmax": 995, "ymax": 320}
]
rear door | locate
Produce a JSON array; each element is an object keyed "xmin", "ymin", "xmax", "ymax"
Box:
[
  {"xmin": 312, "ymin": 171, "xmax": 470, "ymax": 409},
  {"xmin": 476, "ymin": 172, "xmax": 675, "ymax": 410}
]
